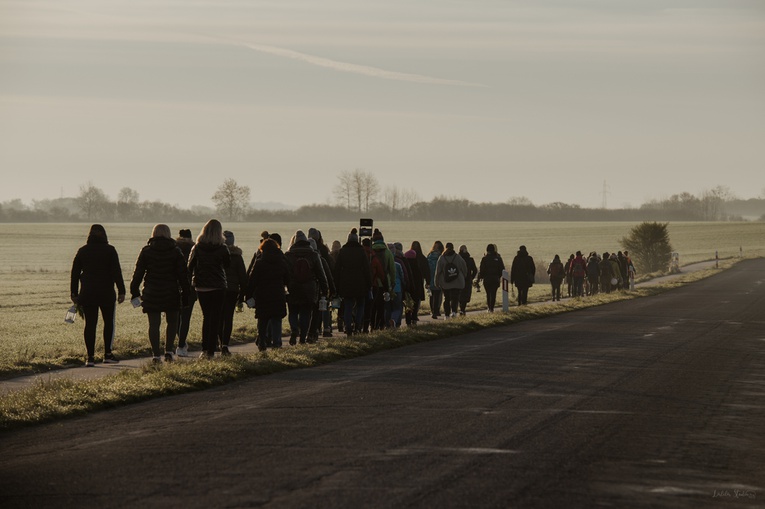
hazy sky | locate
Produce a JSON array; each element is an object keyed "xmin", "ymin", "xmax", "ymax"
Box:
[{"xmin": 1, "ymin": 0, "xmax": 764, "ymax": 210}]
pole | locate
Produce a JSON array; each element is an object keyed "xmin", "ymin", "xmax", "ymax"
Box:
[
  {"xmin": 715, "ymin": 250, "xmax": 719, "ymax": 268},
  {"xmin": 501, "ymin": 270, "xmax": 510, "ymax": 313}
]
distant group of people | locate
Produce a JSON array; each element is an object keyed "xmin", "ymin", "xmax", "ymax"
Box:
[
  {"xmin": 69, "ymin": 221, "xmax": 635, "ymax": 366},
  {"xmin": 547, "ymin": 250, "xmax": 636, "ymax": 301}
]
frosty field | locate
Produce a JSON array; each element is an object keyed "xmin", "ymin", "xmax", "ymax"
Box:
[{"xmin": 0, "ymin": 221, "xmax": 762, "ymax": 377}]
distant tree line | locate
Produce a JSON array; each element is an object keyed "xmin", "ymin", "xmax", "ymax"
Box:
[{"xmin": 1, "ymin": 178, "xmax": 763, "ymax": 223}]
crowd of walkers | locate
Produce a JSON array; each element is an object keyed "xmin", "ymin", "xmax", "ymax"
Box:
[{"xmin": 69, "ymin": 222, "xmax": 635, "ymax": 366}]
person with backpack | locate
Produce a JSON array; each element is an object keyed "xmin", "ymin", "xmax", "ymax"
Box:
[
  {"xmin": 547, "ymin": 254, "xmax": 565, "ymax": 301},
  {"xmin": 285, "ymin": 230, "xmax": 328, "ymax": 345},
  {"xmin": 457, "ymin": 245, "xmax": 478, "ymax": 316},
  {"xmin": 478, "ymin": 243, "xmax": 504, "ymax": 312},
  {"xmin": 70, "ymin": 224, "xmax": 126, "ymax": 366},
  {"xmin": 435, "ymin": 242, "xmax": 468, "ymax": 318},
  {"xmin": 510, "ymin": 245, "xmax": 536, "ymax": 306},
  {"xmin": 370, "ymin": 229, "xmax": 395, "ymax": 329},
  {"xmin": 568, "ymin": 251, "xmax": 587, "ymax": 297},
  {"xmin": 129, "ymin": 224, "xmax": 191, "ymax": 364},
  {"xmin": 361, "ymin": 237, "xmax": 386, "ymax": 333},
  {"xmin": 426, "ymin": 241, "xmax": 445, "ymax": 319}
]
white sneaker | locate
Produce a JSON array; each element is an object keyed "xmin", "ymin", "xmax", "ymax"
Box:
[{"xmin": 176, "ymin": 345, "xmax": 188, "ymax": 357}]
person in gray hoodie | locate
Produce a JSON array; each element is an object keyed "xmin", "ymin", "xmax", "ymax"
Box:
[{"xmin": 434, "ymin": 242, "xmax": 468, "ymax": 318}]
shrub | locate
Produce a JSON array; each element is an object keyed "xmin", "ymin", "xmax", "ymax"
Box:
[{"xmin": 621, "ymin": 222, "xmax": 673, "ymax": 273}]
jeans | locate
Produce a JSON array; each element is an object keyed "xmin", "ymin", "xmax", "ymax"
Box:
[
  {"xmin": 429, "ymin": 288, "xmax": 443, "ymax": 317},
  {"xmin": 258, "ymin": 316, "xmax": 282, "ymax": 348},
  {"xmin": 443, "ymin": 288, "xmax": 460, "ymax": 316},
  {"xmin": 288, "ymin": 304, "xmax": 312, "ymax": 342},
  {"xmin": 342, "ymin": 296, "xmax": 365, "ymax": 334}
]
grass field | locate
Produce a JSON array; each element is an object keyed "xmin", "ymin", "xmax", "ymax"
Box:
[{"xmin": 0, "ymin": 221, "xmax": 762, "ymax": 377}]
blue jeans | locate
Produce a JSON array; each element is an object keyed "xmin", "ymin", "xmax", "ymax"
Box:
[
  {"xmin": 258, "ymin": 316, "xmax": 282, "ymax": 348},
  {"xmin": 342, "ymin": 296, "xmax": 366, "ymax": 334},
  {"xmin": 288, "ymin": 304, "xmax": 312, "ymax": 342}
]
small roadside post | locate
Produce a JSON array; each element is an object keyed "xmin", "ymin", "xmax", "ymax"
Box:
[{"xmin": 502, "ymin": 269, "xmax": 510, "ymax": 313}]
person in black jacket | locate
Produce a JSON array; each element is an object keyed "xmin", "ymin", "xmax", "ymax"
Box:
[
  {"xmin": 219, "ymin": 230, "xmax": 247, "ymax": 356},
  {"xmin": 478, "ymin": 244, "xmax": 504, "ymax": 312},
  {"xmin": 130, "ymin": 224, "xmax": 190, "ymax": 363},
  {"xmin": 333, "ymin": 229, "xmax": 371, "ymax": 336},
  {"xmin": 70, "ymin": 224, "xmax": 126, "ymax": 366},
  {"xmin": 246, "ymin": 238, "xmax": 289, "ymax": 350},
  {"xmin": 187, "ymin": 219, "xmax": 230, "ymax": 358},
  {"xmin": 175, "ymin": 229, "xmax": 195, "ymax": 357},
  {"xmin": 510, "ymin": 245, "xmax": 536, "ymax": 306},
  {"xmin": 458, "ymin": 245, "xmax": 479, "ymax": 316}
]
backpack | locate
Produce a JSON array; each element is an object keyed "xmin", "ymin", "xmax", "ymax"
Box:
[
  {"xmin": 444, "ymin": 255, "xmax": 459, "ymax": 283},
  {"xmin": 292, "ymin": 256, "xmax": 313, "ymax": 284},
  {"xmin": 571, "ymin": 259, "xmax": 585, "ymax": 278}
]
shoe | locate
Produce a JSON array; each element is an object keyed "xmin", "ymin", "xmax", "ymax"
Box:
[
  {"xmin": 152, "ymin": 356, "xmax": 162, "ymax": 365},
  {"xmin": 322, "ymin": 328, "xmax": 333, "ymax": 338},
  {"xmin": 221, "ymin": 346, "xmax": 231, "ymax": 356},
  {"xmin": 103, "ymin": 353, "xmax": 119, "ymax": 364},
  {"xmin": 198, "ymin": 352, "xmax": 213, "ymax": 360},
  {"xmin": 289, "ymin": 334, "xmax": 297, "ymax": 346},
  {"xmin": 85, "ymin": 357, "xmax": 95, "ymax": 367},
  {"xmin": 164, "ymin": 352, "xmax": 174, "ymax": 363},
  {"xmin": 431, "ymin": 314, "xmax": 438, "ymax": 319},
  {"xmin": 176, "ymin": 345, "xmax": 189, "ymax": 357}
]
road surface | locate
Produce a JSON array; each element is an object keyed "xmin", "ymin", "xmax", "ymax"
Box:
[{"xmin": 1, "ymin": 259, "xmax": 763, "ymax": 508}]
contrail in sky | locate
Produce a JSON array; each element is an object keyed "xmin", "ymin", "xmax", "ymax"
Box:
[{"xmin": 240, "ymin": 42, "xmax": 488, "ymax": 88}]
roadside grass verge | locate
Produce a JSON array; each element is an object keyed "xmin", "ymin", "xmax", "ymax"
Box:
[{"xmin": 0, "ymin": 259, "xmax": 741, "ymax": 431}]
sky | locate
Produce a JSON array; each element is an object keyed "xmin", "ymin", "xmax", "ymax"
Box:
[{"xmin": 1, "ymin": 0, "xmax": 764, "ymax": 210}]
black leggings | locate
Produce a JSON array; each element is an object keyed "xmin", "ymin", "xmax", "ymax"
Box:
[
  {"xmin": 82, "ymin": 302, "xmax": 116, "ymax": 358},
  {"xmin": 147, "ymin": 310, "xmax": 179, "ymax": 357},
  {"xmin": 197, "ymin": 290, "xmax": 225, "ymax": 355}
]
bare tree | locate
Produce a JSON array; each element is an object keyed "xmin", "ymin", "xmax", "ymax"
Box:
[
  {"xmin": 77, "ymin": 182, "xmax": 110, "ymax": 221},
  {"xmin": 334, "ymin": 169, "xmax": 379, "ymax": 212},
  {"xmin": 212, "ymin": 178, "xmax": 251, "ymax": 221},
  {"xmin": 117, "ymin": 187, "xmax": 140, "ymax": 221}
]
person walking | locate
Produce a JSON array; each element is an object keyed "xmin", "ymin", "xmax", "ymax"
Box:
[
  {"xmin": 246, "ymin": 238, "xmax": 289, "ymax": 350},
  {"xmin": 70, "ymin": 224, "xmax": 126, "ymax": 366},
  {"xmin": 361, "ymin": 237, "xmax": 386, "ymax": 333},
  {"xmin": 426, "ymin": 241, "xmax": 445, "ymax": 319},
  {"xmin": 403, "ymin": 241, "xmax": 429, "ymax": 326},
  {"xmin": 599, "ymin": 252, "xmax": 614, "ymax": 293},
  {"xmin": 175, "ymin": 229, "xmax": 196, "ymax": 357},
  {"xmin": 187, "ymin": 219, "xmax": 230, "ymax": 359},
  {"xmin": 510, "ymin": 245, "xmax": 535, "ymax": 306},
  {"xmin": 333, "ymin": 228, "xmax": 372, "ymax": 336},
  {"xmin": 219, "ymin": 230, "xmax": 247, "ymax": 356},
  {"xmin": 435, "ymin": 242, "xmax": 468, "ymax": 318},
  {"xmin": 129, "ymin": 224, "xmax": 190, "ymax": 363},
  {"xmin": 457, "ymin": 245, "xmax": 478, "ymax": 316},
  {"xmin": 547, "ymin": 254, "xmax": 565, "ymax": 301},
  {"xmin": 285, "ymin": 230, "xmax": 328, "ymax": 345},
  {"xmin": 568, "ymin": 251, "xmax": 587, "ymax": 297},
  {"xmin": 478, "ymin": 244, "xmax": 504, "ymax": 312}
]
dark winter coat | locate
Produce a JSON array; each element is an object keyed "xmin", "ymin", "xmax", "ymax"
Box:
[
  {"xmin": 224, "ymin": 245, "xmax": 248, "ymax": 299},
  {"xmin": 333, "ymin": 240, "xmax": 372, "ymax": 299},
  {"xmin": 510, "ymin": 249, "xmax": 536, "ymax": 289},
  {"xmin": 188, "ymin": 242, "xmax": 230, "ymax": 290},
  {"xmin": 459, "ymin": 251, "xmax": 478, "ymax": 303},
  {"xmin": 479, "ymin": 253, "xmax": 505, "ymax": 289},
  {"xmin": 285, "ymin": 240, "xmax": 328, "ymax": 306},
  {"xmin": 70, "ymin": 234, "xmax": 126, "ymax": 306},
  {"xmin": 247, "ymin": 247, "xmax": 289, "ymax": 320},
  {"xmin": 176, "ymin": 237, "xmax": 197, "ymax": 302},
  {"xmin": 364, "ymin": 245, "xmax": 387, "ymax": 291},
  {"xmin": 130, "ymin": 237, "xmax": 190, "ymax": 313},
  {"xmin": 547, "ymin": 260, "xmax": 565, "ymax": 285},
  {"xmin": 404, "ymin": 253, "xmax": 426, "ymax": 302},
  {"xmin": 426, "ymin": 250, "xmax": 442, "ymax": 288}
]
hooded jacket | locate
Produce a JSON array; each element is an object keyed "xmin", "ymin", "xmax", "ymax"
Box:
[
  {"xmin": 510, "ymin": 247, "xmax": 536, "ymax": 289},
  {"xmin": 334, "ymin": 239, "xmax": 372, "ymax": 299},
  {"xmin": 70, "ymin": 227, "xmax": 126, "ymax": 306},
  {"xmin": 247, "ymin": 245, "xmax": 289, "ymax": 320},
  {"xmin": 435, "ymin": 247, "xmax": 468, "ymax": 290},
  {"xmin": 130, "ymin": 236, "xmax": 190, "ymax": 313}
]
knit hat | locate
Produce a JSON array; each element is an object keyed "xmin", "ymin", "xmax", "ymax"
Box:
[
  {"xmin": 269, "ymin": 232, "xmax": 282, "ymax": 247},
  {"xmin": 294, "ymin": 230, "xmax": 308, "ymax": 244},
  {"xmin": 308, "ymin": 227, "xmax": 320, "ymax": 240},
  {"xmin": 347, "ymin": 228, "xmax": 359, "ymax": 244},
  {"xmin": 308, "ymin": 238, "xmax": 318, "ymax": 251},
  {"xmin": 224, "ymin": 230, "xmax": 235, "ymax": 246},
  {"xmin": 404, "ymin": 249, "xmax": 417, "ymax": 259},
  {"xmin": 371, "ymin": 229, "xmax": 383, "ymax": 242},
  {"xmin": 394, "ymin": 242, "xmax": 403, "ymax": 254},
  {"xmin": 179, "ymin": 228, "xmax": 192, "ymax": 239}
]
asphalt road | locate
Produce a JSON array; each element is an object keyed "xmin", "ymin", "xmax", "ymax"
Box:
[{"xmin": 1, "ymin": 259, "xmax": 764, "ymax": 508}]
